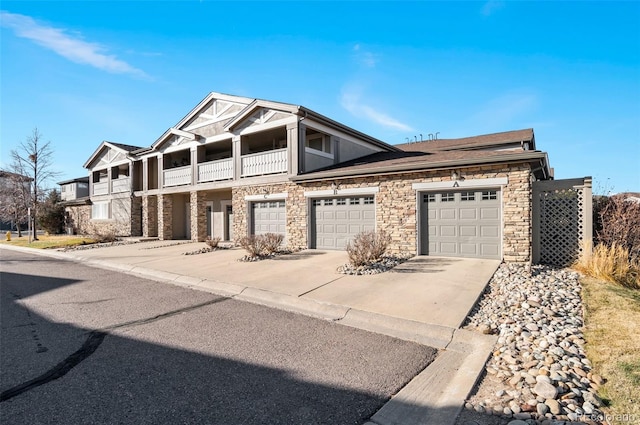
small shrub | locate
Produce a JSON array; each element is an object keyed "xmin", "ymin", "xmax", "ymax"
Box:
[
  {"xmin": 93, "ymin": 232, "xmax": 118, "ymax": 244},
  {"xmin": 239, "ymin": 233, "xmax": 284, "ymax": 258},
  {"xmin": 597, "ymin": 196, "xmax": 640, "ymax": 262},
  {"xmin": 261, "ymin": 233, "xmax": 284, "ymax": 255},
  {"xmin": 574, "ymin": 242, "xmax": 640, "ymax": 289},
  {"xmin": 238, "ymin": 235, "xmax": 267, "ymax": 258},
  {"xmin": 205, "ymin": 236, "xmax": 221, "ymax": 248},
  {"xmin": 6, "ymin": 231, "xmax": 11, "ymax": 241},
  {"xmin": 346, "ymin": 230, "xmax": 391, "ymax": 268}
]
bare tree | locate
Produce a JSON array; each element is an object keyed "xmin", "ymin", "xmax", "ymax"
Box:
[
  {"xmin": 10, "ymin": 128, "xmax": 60, "ymax": 240},
  {"xmin": 0, "ymin": 170, "xmax": 31, "ymax": 237}
]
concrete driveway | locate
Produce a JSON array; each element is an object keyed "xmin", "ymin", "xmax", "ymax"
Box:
[{"xmin": 69, "ymin": 242, "xmax": 500, "ymax": 329}]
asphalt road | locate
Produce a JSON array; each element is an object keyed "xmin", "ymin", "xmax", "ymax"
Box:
[{"xmin": 0, "ymin": 248, "xmax": 437, "ymax": 425}]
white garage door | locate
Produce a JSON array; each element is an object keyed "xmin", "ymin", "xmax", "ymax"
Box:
[
  {"xmin": 420, "ymin": 190, "xmax": 501, "ymax": 259},
  {"xmin": 312, "ymin": 196, "xmax": 375, "ymax": 250},
  {"xmin": 251, "ymin": 200, "xmax": 286, "ymax": 238}
]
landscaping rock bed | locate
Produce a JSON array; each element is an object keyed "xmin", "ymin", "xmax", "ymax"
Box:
[
  {"xmin": 58, "ymin": 239, "xmax": 142, "ymax": 251},
  {"xmin": 336, "ymin": 254, "xmax": 412, "ymax": 275},
  {"xmin": 238, "ymin": 249, "xmax": 294, "ymax": 262},
  {"xmin": 461, "ymin": 263, "xmax": 605, "ymax": 425}
]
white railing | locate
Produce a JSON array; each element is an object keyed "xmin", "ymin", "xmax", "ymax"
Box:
[
  {"xmin": 163, "ymin": 165, "xmax": 192, "ymax": 187},
  {"xmin": 241, "ymin": 148, "xmax": 287, "ymax": 177},
  {"xmin": 198, "ymin": 158, "xmax": 233, "ymax": 183},
  {"xmin": 111, "ymin": 177, "xmax": 131, "ymax": 193},
  {"xmin": 93, "ymin": 181, "xmax": 109, "ymax": 196}
]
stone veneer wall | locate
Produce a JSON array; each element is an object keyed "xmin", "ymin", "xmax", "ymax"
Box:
[
  {"xmin": 190, "ymin": 190, "xmax": 207, "ymax": 242},
  {"xmin": 232, "ymin": 163, "xmax": 533, "ymax": 262},
  {"xmin": 131, "ymin": 196, "xmax": 142, "ymax": 236},
  {"xmin": 142, "ymin": 195, "xmax": 158, "ymax": 237},
  {"xmin": 157, "ymin": 194, "xmax": 173, "ymax": 240},
  {"xmin": 64, "ymin": 205, "xmax": 91, "ymax": 235}
]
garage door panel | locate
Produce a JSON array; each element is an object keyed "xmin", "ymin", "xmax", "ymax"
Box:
[
  {"xmin": 459, "ymin": 208, "xmax": 477, "ymax": 220},
  {"xmin": 480, "ymin": 208, "xmax": 499, "ymax": 219},
  {"xmin": 460, "ymin": 243, "xmax": 477, "ymax": 255},
  {"xmin": 440, "ymin": 225, "xmax": 457, "ymax": 237},
  {"xmin": 313, "ymin": 196, "xmax": 375, "ymax": 250},
  {"xmin": 440, "ymin": 209, "xmax": 456, "ymax": 220},
  {"xmin": 421, "ymin": 190, "xmax": 501, "ymax": 259},
  {"xmin": 480, "ymin": 226, "xmax": 499, "ymax": 237},
  {"xmin": 460, "ymin": 226, "xmax": 477, "ymax": 237},
  {"xmin": 440, "ymin": 242, "xmax": 458, "ymax": 255}
]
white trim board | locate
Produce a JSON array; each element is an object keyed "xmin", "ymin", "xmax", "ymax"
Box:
[
  {"xmin": 244, "ymin": 192, "xmax": 288, "ymax": 201},
  {"xmin": 412, "ymin": 177, "xmax": 508, "ymax": 191},
  {"xmin": 304, "ymin": 187, "xmax": 379, "ymax": 198}
]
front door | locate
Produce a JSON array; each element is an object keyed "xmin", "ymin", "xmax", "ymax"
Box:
[{"xmin": 225, "ymin": 204, "xmax": 233, "ymax": 241}]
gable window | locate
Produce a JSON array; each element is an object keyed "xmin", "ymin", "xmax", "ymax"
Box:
[
  {"xmin": 305, "ymin": 132, "xmax": 333, "ymax": 158},
  {"xmin": 92, "ymin": 201, "xmax": 110, "ymax": 219}
]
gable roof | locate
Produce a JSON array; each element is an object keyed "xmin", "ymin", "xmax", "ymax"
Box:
[
  {"xmin": 396, "ymin": 128, "xmax": 535, "ymax": 152},
  {"xmin": 57, "ymin": 176, "xmax": 89, "ymax": 185},
  {"xmin": 83, "ymin": 141, "xmax": 144, "ymax": 169}
]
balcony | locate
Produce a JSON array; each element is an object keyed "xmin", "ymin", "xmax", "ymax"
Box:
[
  {"xmin": 241, "ymin": 148, "xmax": 287, "ymax": 177},
  {"xmin": 198, "ymin": 158, "xmax": 233, "ymax": 183},
  {"xmin": 93, "ymin": 181, "xmax": 109, "ymax": 196},
  {"xmin": 163, "ymin": 165, "xmax": 192, "ymax": 187},
  {"xmin": 111, "ymin": 177, "xmax": 131, "ymax": 194}
]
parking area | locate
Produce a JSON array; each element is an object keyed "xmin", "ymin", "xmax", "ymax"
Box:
[{"xmin": 69, "ymin": 241, "xmax": 500, "ymax": 329}]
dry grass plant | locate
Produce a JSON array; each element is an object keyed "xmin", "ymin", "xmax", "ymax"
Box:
[
  {"xmin": 238, "ymin": 233, "xmax": 283, "ymax": 258},
  {"xmin": 574, "ymin": 242, "xmax": 640, "ymax": 289}
]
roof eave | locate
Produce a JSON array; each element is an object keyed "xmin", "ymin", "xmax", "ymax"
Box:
[{"xmin": 290, "ymin": 151, "xmax": 549, "ymax": 182}]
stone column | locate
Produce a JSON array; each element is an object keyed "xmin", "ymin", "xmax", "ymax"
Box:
[
  {"xmin": 157, "ymin": 194, "xmax": 173, "ymax": 240},
  {"xmin": 131, "ymin": 196, "xmax": 142, "ymax": 236},
  {"xmin": 190, "ymin": 190, "xmax": 207, "ymax": 242},
  {"xmin": 142, "ymin": 195, "xmax": 158, "ymax": 237}
]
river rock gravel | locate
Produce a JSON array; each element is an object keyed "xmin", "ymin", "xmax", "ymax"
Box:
[{"xmin": 458, "ymin": 263, "xmax": 606, "ymax": 425}]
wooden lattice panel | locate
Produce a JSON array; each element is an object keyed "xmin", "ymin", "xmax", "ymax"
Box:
[{"xmin": 537, "ymin": 187, "xmax": 585, "ymax": 266}]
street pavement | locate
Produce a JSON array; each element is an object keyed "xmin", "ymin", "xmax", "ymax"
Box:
[{"xmin": 0, "ymin": 248, "xmax": 437, "ymax": 425}]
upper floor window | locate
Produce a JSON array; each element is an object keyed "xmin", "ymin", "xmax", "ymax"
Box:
[{"xmin": 305, "ymin": 132, "xmax": 332, "ymax": 156}]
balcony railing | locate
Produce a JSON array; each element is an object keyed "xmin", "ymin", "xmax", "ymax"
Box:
[
  {"xmin": 93, "ymin": 181, "xmax": 109, "ymax": 196},
  {"xmin": 241, "ymin": 148, "xmax": 287, "ymax": 177},
  {"xmin": 163, "ymin": 165, "xmax": 192, "ymax": 187},
  {"xmin": 111, "ymin": 177, "xmax": 131, "ymax": 193},
  {"xmin": 198, "ymin": 158, "xmax": 233, "ymax": 183}
]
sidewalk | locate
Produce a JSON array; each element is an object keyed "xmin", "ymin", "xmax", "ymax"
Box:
[{"xmin": 1, "ymin": 241, "xmax": 499, "ymax": 425}]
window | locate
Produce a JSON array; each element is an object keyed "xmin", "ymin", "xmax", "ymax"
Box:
[
  {"xmin": 423, "ymin": 193, "xmax": 435, "ymax": 203},
  {"xmin": 482, "ymin": 191, "xmax": 498, "ymax": 200},
  {"xmin": 363, "ymin": 196, "xmax": 374, "ymax": 205},
  {"xmin": 348, "ymin": 198, "xmax": 361, "ymax": 205},
  {"xmin": 92, "ymin": 201, "xmax": 110, "ymax": 219},
  {"xmin": 323, "ymin": 199, "xmax": 333, "ymax": 206},
  {"xmin": 336, "ymin": 198, "xmax": 346, "ymax": 205},
  {"xmin": 441, "ymin": 193, "xmax": 455, "ymax": 202},
  {"xmin": 305, "ymin": 132, "xmax": 332, "ymax": 155},
  {"xmin": 312, "ymin": 199, "xmax": 322, "ymax": 206},
  {"xmin": 61, "ymin": 185, "xmax": 67, "ymax": 192},
  {"xmin": 461, "ymin": 191, "xmax": 475, "ymax": 201}
]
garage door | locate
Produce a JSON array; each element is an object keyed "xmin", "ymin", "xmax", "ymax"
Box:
[
  {"xmin": 312, "ymin": 196, "xmax": 375, "ymax": 250},
  {"xmin": 420, "ymin": 190, "xmax": 501, "ymax": 259},
  {"xmin": 251, "ymin": 200, "xmax": 286, "ymax": 238}
]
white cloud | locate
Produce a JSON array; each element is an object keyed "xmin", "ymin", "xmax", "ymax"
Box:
[
  {"xmin": 341, "ymin": 86, "xmax": 413, "ymax": 132},
  {"xmin": 481, "ymin": 1, "xmax": 505, "ymax": 17},
  {"xmin": 0, "ymin": 11, "xmax": 148, "ymax": 78},
  {"xmin": 352, "ymin": 43, "xmax": 378, "ymax": 68},
  {"xmin": 471, "ymin": 92, "xmax": 538, "ymax": 129}
]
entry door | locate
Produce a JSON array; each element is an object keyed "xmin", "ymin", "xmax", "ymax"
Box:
[{"xmin": 206, "ymin": 201, "xmax": 213, "ymax": 237}]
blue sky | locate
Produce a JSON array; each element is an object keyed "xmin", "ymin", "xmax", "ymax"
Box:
[{"xmin": 1, "ymin": 1, "xmax": 638, "ymax": 193}]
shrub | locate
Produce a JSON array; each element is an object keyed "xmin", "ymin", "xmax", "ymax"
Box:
[
  {"xmin": 238, "ymin": 233, "xmax": 284, "ymax": 258},
  {"xmin": 205, "ymin": 236, "xmax": 221, "ymax": 248},
  {"xmin": 574, "ymin": 242, "xmax": 639, "ymax": 289},
  {"xmin": 346, "ymin": 230, "xmax": 391, "ymax": 268},
  {"xmin": 261, "ymin": 233, "xmax": 284, "ymax": 255},
  {"xmin": 596, "ymin": 196, "xmax": 640, "ymax": 262}
]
